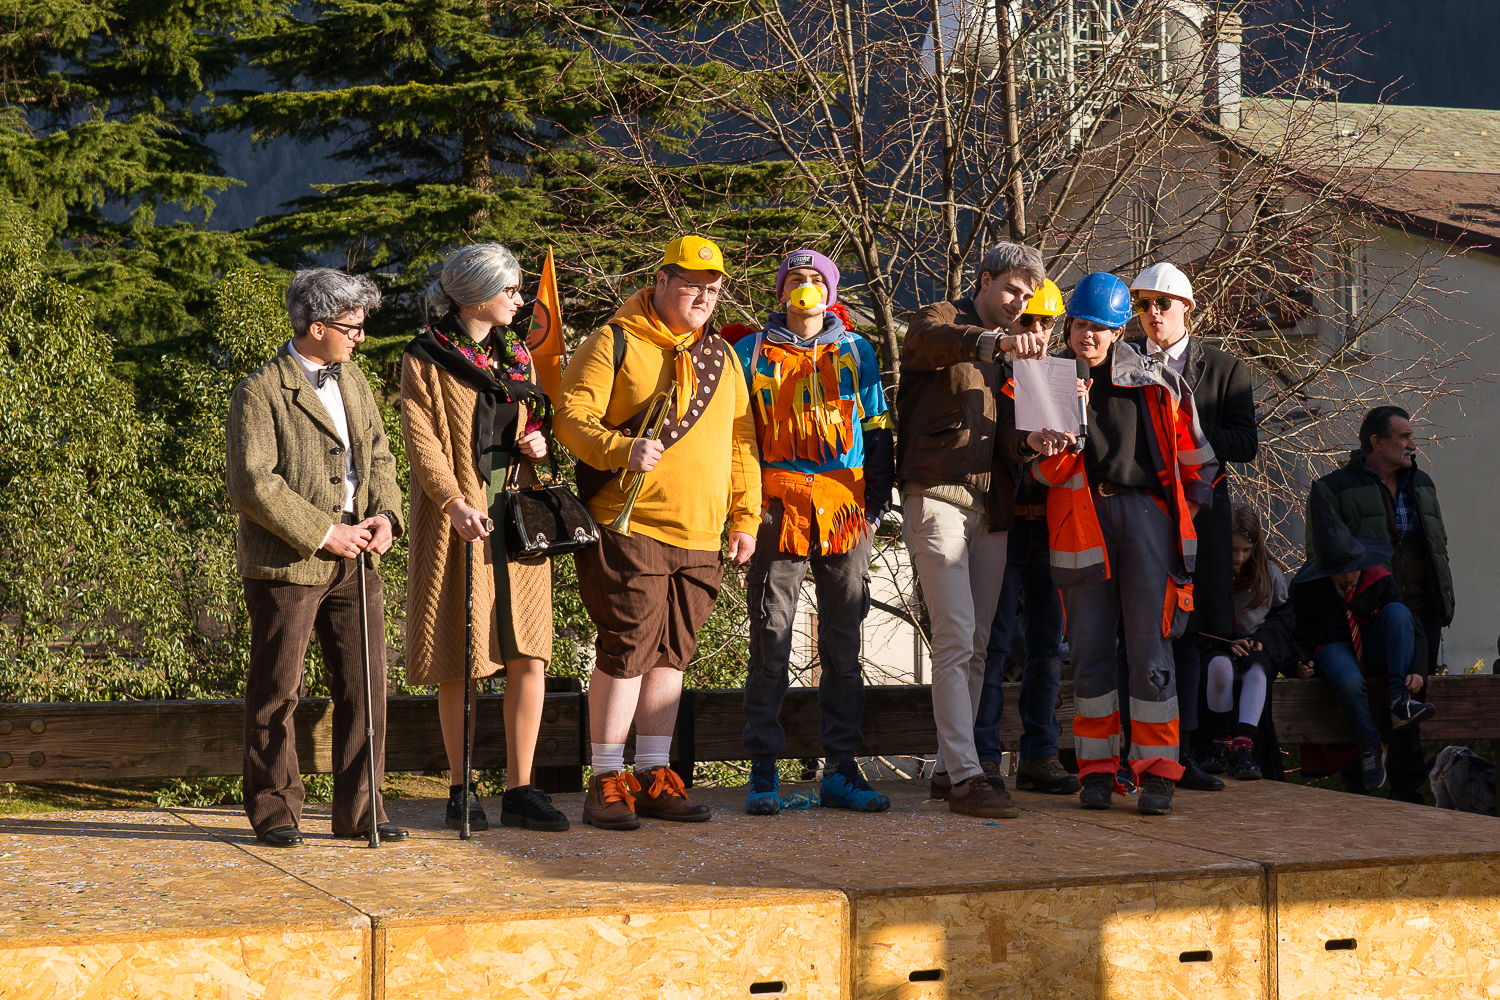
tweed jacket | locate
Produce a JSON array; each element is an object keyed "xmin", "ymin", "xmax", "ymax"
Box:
[{"xmin": 226, "ymin": 344, "xmax": 405, "ymax": 584}]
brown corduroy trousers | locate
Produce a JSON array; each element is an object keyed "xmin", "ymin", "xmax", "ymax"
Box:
[
  {"xmin": 577, "ymin": 529, "xmax": 723, "ymax": 680},
  {"xmin": 242, "ymin": 557, "xmax": 389, "ymax": 837}
]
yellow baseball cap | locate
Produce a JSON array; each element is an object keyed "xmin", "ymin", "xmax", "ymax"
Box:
[{"xmin": 659, "ymin": 235, "xmax": 729, "ymax": 278}]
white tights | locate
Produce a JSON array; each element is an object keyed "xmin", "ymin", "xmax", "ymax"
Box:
[{"xmin": 1205, "ymin": 655, "xmax": 1268, "ymax": 726}]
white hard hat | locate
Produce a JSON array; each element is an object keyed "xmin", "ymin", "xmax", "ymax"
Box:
[{"xmin": 1130, "ymin": 262, "xmax": 1195, "ymax": 310}]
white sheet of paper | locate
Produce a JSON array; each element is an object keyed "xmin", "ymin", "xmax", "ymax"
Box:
[{"xmin": 1012, "ymin": 356, "xmax": 1081, "ymax": 434}]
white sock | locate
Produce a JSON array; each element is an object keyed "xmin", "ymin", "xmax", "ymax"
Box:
[
  {"xmin": 634, "ymin": 735, "xmax": 674, "ymax": 771},
  {"xmin": 592, "ymin": 743, "xmax": 625, "ymax": 775}
]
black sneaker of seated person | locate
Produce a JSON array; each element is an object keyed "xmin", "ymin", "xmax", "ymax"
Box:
[
  {"xmin": 446, "ymin": 784, "xmax": 488, "ymax": 831},
  {"xmin": 501, "ymin": 784, "xmax": 570, "ymax": 832},
  {"xmin": 1391, "ymin": 693, "xmax": 1436, "ymax": 731}
]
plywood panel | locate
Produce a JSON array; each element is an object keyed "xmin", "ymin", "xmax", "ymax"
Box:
[
  {"xmin": 855, "ymin": 875, "xmax": 1266, "ymax": 1000},
  {"xmin": 668, "ymin": 786, "xmax": 1262, "ymax": 895},
  {"xmin": 1276, "ymin": 860, "xmax": 1500, "ymax": 1000},
  {"xmin": 380, "ymin": 898, "xmax": 846, "ymax": 1000},
  {"xmin": 176, "ymin": 798, "xmax": 849, "ymax": 1000},
  {"xmin": 0, "ymin": 809, "xmax": 370, "ymax": 999},
  {"xmin": 1, "ymin": 931, "xmax": 368, "ymax": 1000},
  {"xmin": 1012, "ymin": 775, "xmax": 1500, "ymax": 871}
]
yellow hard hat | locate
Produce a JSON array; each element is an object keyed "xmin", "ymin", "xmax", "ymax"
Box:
[
  {"xmin": 659, "ymin": 235, "xmax": 729, "ymax": 278},
  {"xmin": 1023, "ymin": 278, "xmax": 1065, "ymax": 318}
]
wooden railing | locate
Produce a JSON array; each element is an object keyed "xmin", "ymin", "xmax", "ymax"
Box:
[{"xmin": 3, "ymin": 676, "xmax": 1496, "ymax": 790}]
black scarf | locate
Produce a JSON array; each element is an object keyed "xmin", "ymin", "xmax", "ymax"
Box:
[{"xmin": 403, "ymin": 314, "xmax": 553, "ymax": 483}]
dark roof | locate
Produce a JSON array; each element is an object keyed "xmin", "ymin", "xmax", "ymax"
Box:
[{"xmin": 1233, "ymin": 100, "xmax": 1500, "ymax": 252}]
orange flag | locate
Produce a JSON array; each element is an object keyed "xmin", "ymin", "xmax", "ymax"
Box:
[{"xmin": 526, "ymin": 246, "xmax": 565, "ymax": 402}]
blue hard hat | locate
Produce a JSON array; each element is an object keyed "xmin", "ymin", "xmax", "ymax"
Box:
[{"xmin": 1066, "ymin": 272, "xmax": 1133, "ymax": 328}]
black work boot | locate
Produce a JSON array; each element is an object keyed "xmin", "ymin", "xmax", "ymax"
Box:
[
  {"xmin": 1079, "ymin": 773, "xmax": 1115, "ymax": 810},
  {"xmin": 1138, "ymin": 774, "xmax": 1176, "ymax": 815}
]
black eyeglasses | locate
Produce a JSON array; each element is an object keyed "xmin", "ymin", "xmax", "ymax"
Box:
[
  {"xmin": 1134, "ymin": 296, "xmax": 1177, "ymax": 313},
  {"xmin": 321, "ymin": 319, "xmax": 365, "ymax": 336},
  {"xmin": 1015, "ymin": 314, "xmax": 1055, "ymax": 329}
]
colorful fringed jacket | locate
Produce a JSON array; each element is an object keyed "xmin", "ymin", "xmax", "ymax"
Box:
[{"xmin": 735, "ymin": 312, "xmax": 894, "ymax": 556}]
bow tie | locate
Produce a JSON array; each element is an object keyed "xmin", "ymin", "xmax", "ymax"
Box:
[{"xmin": 315, "ymin": 362, "xmax": 342, "ymax": 388}]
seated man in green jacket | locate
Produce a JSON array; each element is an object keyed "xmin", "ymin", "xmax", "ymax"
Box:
[{"xmin": 1307, "ymin": 404, "xmax": 1453, "ymax": 802}]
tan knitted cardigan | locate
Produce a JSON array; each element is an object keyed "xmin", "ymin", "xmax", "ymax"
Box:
[{"xmin": 401, "ymin": 352, "xmax": 552, "ymax": 685}]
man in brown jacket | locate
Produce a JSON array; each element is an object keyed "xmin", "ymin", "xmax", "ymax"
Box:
[
  {"xmin": 898, "ymin": 242, "xmax": 1073, "ymax": 819},
  {"xmin": 226, "ymin": 268, "xmax": 407, "ymax": 848}
]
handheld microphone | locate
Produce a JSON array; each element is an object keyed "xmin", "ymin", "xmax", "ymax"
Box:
[{"xmin": 1072, "ymin": 357, "xmax": 1090, "ymax": 453}]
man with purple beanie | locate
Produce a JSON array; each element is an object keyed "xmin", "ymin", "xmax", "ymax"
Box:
[{"xmin": 737, "ymin": 249, "xmax": 896, "ymax": 814}]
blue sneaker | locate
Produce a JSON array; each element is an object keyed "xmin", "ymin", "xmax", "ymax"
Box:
[
  {"xmin": 745, "ymin": 765, "xmax": 781, "ymax": 815},
  {"xmin": 820, "ymin": 769, "xmax": 891, "ymax": 813}
]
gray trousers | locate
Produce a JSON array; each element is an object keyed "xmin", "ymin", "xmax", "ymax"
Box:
[
  {"xmin": 742, "ymin": 501, "xmax": 872, "ymax": 764},
  {"xmin": 1063, "ymin": 491, "xmax": 1185, "ymax": 781}
]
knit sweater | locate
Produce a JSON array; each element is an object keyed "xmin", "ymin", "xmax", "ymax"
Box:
[{"xmin": 554, "ymin": 288, "xmax": 761, "ymax": 551}]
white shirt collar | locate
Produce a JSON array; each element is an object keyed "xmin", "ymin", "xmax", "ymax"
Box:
[
  {"xmin": 287, "ymin": 340, "xmax": 325, "ymax": 374},
  {"xmin": 1148, "ymin": 334, "xmax": 1190, "ymax": 361}
]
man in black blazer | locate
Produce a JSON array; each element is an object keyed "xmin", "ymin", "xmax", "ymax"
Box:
[{"xmin": 1131, "ymin": 263, "xmax": 1258, "ymax": 790}]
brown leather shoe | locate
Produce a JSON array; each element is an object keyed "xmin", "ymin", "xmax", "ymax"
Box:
[
  {"xmin": 583, "ymin": 770, "xmax": 641, "ymax": 831},
  {"xmin": 929, "ymin": 770, "xmax": 953, "ymax": 800},
  {"xmin": 634, "ymin": 766, "xmax": 711, "ymax": 823},
  {"xmin": 948, "ymin": 773, "xmax": 1020, "ymax": 819}
]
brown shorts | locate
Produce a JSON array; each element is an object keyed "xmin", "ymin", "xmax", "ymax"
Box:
[{"xmin": 577, "ymin": 529, "xmax": 724, "ymax": 679}]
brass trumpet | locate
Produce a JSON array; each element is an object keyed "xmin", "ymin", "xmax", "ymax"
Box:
[{"xmin": 609, "ymin": 386, "xmax": 675, "ymax": 536}]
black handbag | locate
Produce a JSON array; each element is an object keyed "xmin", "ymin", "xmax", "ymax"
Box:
[{"xmin": 498, "ymin": 441, "xmax": 601, "ymax": 561}]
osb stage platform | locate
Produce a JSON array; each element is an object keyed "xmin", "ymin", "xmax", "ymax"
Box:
[{"xmin": 2, "ymin": 781, "xmax": 1497, "ymax": 1000}]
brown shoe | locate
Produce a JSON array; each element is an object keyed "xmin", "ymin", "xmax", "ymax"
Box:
[
  {"xmin": 634, "ymin": 766, "xmax": 711, "ymax": 823},
  {"xmin": 583, "ymin": 770, "xmax": 642, "ymax": 830},
  {"xmin": 948, "ymin": 773, "xmax": 1020, "ymax": 819},
  {"xmin": 1016, "ymin": 754, "xmax": 1083, "ymax": 795},
  {"xmin": 929, "ymin": 770, "xmax": 953, "ymax": 800}
]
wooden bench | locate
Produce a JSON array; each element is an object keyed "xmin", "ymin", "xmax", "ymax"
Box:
[{"xmin": 3, "ymin": 676, "xmax": 1496, "ymax": 788}]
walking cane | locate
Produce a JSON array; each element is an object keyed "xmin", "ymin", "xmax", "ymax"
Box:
[
  {"xmin": 461, "ymin": 516, "xmax": 495, "ymax": 842},
  {"xmin": 355, "ymin": 550, "xmax": 381, "ymax": 849},
  {"xmin": 462, "ymin": 534, "xmax": 474, "ymax": 841}
]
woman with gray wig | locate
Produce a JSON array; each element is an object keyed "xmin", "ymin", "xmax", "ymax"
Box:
[{"xmin": 400, "ymin": 243, "xmax": 566, "ymax": 833}]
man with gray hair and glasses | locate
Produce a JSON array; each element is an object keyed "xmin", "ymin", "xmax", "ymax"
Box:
[
  {"xmin": 897, "ymin": 242, "xmax": 1075, "ymax": 819},
  {"xmin": 226, "ymin": 268, "xmax": 408, "ymax": 847}
]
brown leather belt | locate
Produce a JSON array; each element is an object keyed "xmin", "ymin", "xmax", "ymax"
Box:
[
  {"xmin": 1093, "ymin": 482, "xmax": 1145, "ymax": 498},
  {"xmin": 1014, "ymin": 504, "xmax": 1048, "ymax": 519}
]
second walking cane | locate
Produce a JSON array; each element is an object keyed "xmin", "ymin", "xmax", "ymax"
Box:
[{"xmin": 460, "ymin": 517, "xmax": 495, "ymax": 841}]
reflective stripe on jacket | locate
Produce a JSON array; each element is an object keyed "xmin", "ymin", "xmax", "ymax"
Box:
[{"xmin": 1034, "ymin": 344, "xmax": 1219, "ymax": 587}]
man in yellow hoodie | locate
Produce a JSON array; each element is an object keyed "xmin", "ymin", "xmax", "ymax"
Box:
[{"xmin": 556, "ymin": 236, "xmax": 761, "ymax": 830}]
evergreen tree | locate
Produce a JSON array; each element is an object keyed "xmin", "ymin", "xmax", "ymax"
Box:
[
  {"xmin": 0, "ymin": 0, "xmax": 279, "ymax": 343},
  {"xmin": 225, "ymin": 0, "xmax": 814, "ymax": 340}
]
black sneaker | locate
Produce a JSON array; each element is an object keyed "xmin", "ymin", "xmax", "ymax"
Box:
[
  {"xmin": 1391, "ymin": 695, "xmax": 1436, "ymax": 730},
  {"xmin": 446, "ymin": 787, "xmax": 489, "ymax": 832},
  {"xmin": 1226, "ymin": 745, "xmax": 1262, "ymax": 781},
  {"xmin": 500, "ymin": 785, "xmax": 570, "ymax": 832},
  {"xmin": 1138, "ymin": 774, "xmax": 1175, "ymax": 815},
  {"xmin": 1361, "ymin": 746, "xmax": 1387, "ymax": 790},
  {"xmin": 1200, "ymin": 742, "xmax": 1231, "ymax": 775},
  {"xmin": 1079, "ymin": 773, "xmax": 1114, "ymax": 810},
  {"xmin": 1178, "ymin": 753, "xmax": 1226, "ymax": 792}
]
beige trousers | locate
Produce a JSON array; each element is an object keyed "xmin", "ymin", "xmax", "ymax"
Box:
[{"xmin": 902, "ymin": 491, "xmax": 1009, "ymax": 784}]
